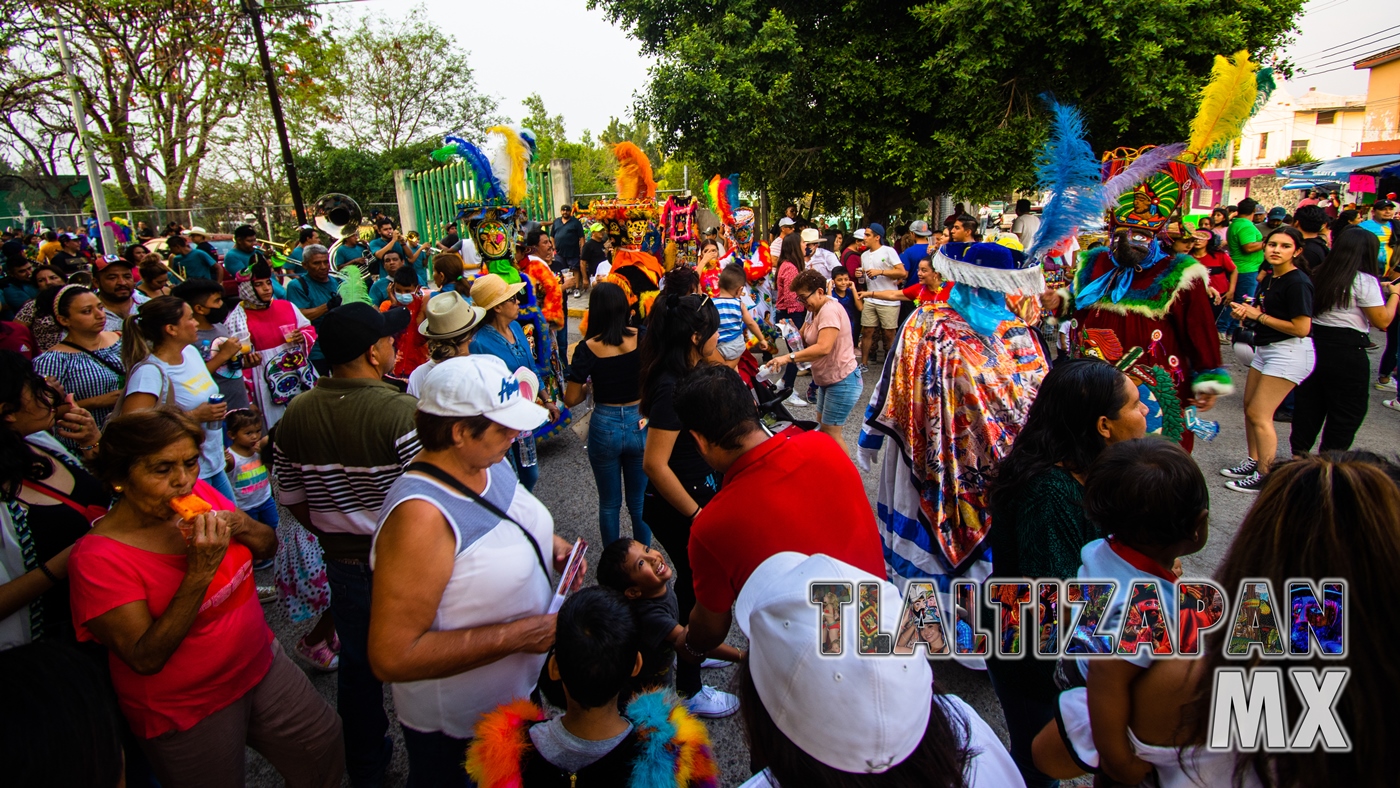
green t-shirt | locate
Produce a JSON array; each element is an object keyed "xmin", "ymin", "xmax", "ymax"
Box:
[{"xmin": 1227, "ymin": 217, "xmax": 1265, "ymax": 273}]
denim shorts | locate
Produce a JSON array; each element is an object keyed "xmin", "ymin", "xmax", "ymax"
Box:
[{"xmin": 816, "ymin": 366, "xmax": 863, "ymax": 426}]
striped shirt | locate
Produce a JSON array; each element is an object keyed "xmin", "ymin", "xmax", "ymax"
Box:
[
  {"xmin": 272, "ymin": 376, "xmax": 420, "ymax": 561},
  {"xmin": 33, "ymin": 343, "xmax": 125, "ymax": 435},
  {"xmin": 715, "ymin": 296, "xmax": 745, "ymax": 343}
]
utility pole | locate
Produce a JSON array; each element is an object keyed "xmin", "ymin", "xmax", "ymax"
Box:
[
  {"xmin": 243, "ymin": 0, "xmax": 306, "ymax": 226},
  {"xmin": 49, "ymin": 11, "xmax": 116, "ymax": 256},
  {"xmin": 1219, "ymin": 140, "xmax": 1235, "ymax": 207}
]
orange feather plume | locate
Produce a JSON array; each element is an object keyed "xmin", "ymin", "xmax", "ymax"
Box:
[{"xmin": 613, "ymin": 141, "xmax": 657, "ymax": 201}]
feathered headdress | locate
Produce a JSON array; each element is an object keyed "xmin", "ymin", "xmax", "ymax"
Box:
[
  {"xmin": 1184, "ymin": 50, "xmax": 1260, "ymax": 163},
  {"xmin": 485, "ymin": 125, "xmax": 534, "ymax": 205},
  {"xmin": 1026, "ymin": 98, "xmax": 1101, "ymax": 261},
  {"xmin": 432, "ymin": 135, "xmax": 506, "ymax": 203},
  {"xmin": 335, "ymin": 264, "xmax": 371, "ymax": 305},
  {"xmin": 614, "ymin": 142, "xmax": 657, "ymax": 201}
]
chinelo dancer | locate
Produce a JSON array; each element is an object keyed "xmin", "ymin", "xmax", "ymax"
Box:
[
  {"xmin": 856, "ymin": 234, "xmax": 1050, "ymax": 636},
  {"xmin": 1037, "ymin": 53, "xmax": 1272, "ymax": 447}
]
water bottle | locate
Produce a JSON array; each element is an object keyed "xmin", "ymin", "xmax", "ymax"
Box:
[
  {"xmin": 206, "ymin": 394, "xmax": 226, "ymax": 432},
  {"xmin": 518, "ymin": 430, "xmax": 538, "ymax": 468}
]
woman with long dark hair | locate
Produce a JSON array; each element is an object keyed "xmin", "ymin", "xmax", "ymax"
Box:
[
  {"xmin": 1290, "ymin": 230, "xmax": 1399, "ymax": 451},
  {"xmin": 1189, "ymin": 227, "xmax": 1237, "ymax": 340},
  {"xmin": 772, "ymin": 233, "xmax": 808, "ymax": 397},
  {"xmin": 638, "ymin": 292, "xmax": 734, "ymax": 716},
  {"xmin": 1034, "ymin": 454, "xmax": 1400, "ymax": 788},
  {"xmin": 0, "ymin": 351, "xmax": 106, "ymax": 647},
  {"xmin": 564, "ymin": 282, "xmax": 651, "ymax": 547},
  {"xmin": 1210, "ymin": 206, "xmax": 1230, "ymax": 244},
  {"xmin": 119, "ymin": 295, "xmax": 235, "ymax": 501},
  {"xmin": 984, "ymin": 357, "xmax": 1148, "ymax": 788},
  {"xmin": 1222, "ymin": 226, "xmax": 1314, "ymax": 493}
]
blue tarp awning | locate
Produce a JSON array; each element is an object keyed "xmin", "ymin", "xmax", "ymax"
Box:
[{"xmin": 1303, "ymin": 155, "xmax": 1400, "ymax": 178}]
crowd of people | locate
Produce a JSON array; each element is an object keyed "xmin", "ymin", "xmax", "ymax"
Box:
[{"xmin": 1, "ymin": 176, "xmax": 1398, "ymax": 788}]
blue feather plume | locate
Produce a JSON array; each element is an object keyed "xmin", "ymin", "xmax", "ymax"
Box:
[
  {"xmin": 724, "ymin": 173, "xmax": 740, "ymax": 212},
  {"xmin": 444, "ymin": 135, "xmax": 506, "ymax": 202},
  {"xmin": 1026, "ymin": 97, "xmax": 1102, "ymax": 261}
]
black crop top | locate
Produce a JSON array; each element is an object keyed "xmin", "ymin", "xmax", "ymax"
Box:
[{"xmin": 567, "ymin": 341, "xmax": 642, "ymax": 404}]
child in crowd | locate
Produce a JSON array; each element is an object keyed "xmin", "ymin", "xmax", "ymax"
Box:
[
  {"xmin": 713, "ymin": 264, "xmax": 768, "ymax": 369},
  {"xmin": 828, "ymin": 265, "xmax": 862, "ymax": 344},
  {"xmin": 224, "ymin": 407, "xmax": 276, "ymax": 529},
  {"xmin": 465, "ymin": 587, "xmax": 719, "ymax": 787},
  {"xmin": 1070, "ymin": 438, "xmax": 1209, "ymax": 785},
  {"xmin": 597, "ymin": 538, "xmax": 745, "ymax": 717}
]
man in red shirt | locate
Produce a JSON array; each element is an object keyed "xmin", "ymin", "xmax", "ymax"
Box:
[{"xmin": 671, "ymin": 365, "xmax": 886, "ymax": 657}]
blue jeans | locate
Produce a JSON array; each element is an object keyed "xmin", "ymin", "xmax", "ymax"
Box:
[
  {"xmin": 586, "ymin": 404, "xmax": 651, "ymax": 547},
  {"xmin": 245, "ymin": 496, "xmax": 279, "ymax": 528},
  {"xmin": 1219, "ymin": 271, "xmax": 1260, "ymax": 335},
  {"xmin": 201, "ymin": 471, "xmax": 235, "ymax": 503},
  {"xmin": 815, "ymin": 366, "xmax": 863, "ymax": 427},
  {"xmin": 324, "ymin": 560, "xmax": 392, "ymax": 787},
  {"xmin": 402, "ymin": 727, "xmax": 475, "ymax": 788}
]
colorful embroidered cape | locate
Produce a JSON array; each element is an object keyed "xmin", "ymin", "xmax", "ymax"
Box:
[
  {"xmin": 1066, "ymin": 248, "xmax": 1233, "ymax": 446},
  {"xmin": 465, "ymin": 690, "xmax": 719, "ymax": 788},
  {"xmin": 863, "ymin": 302, "xmax": 1048, "ymax": 589}
]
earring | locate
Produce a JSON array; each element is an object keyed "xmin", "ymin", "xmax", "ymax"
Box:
[{"xmin": 113, "ymin": 485, "xmax": 123, "ymax": 493}]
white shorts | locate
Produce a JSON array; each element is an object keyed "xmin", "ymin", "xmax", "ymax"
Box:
[
  {"xmin": 1250, "ymin": 336, "xmax": 1315, "ymax": 384},
  {"xmin": 718, "ymin": 337, "xmax": 747, "ymax": 360}
]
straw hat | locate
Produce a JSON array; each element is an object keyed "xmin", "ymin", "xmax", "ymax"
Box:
[
  {"xmin": 418, "ymin": 291, "xmax": 487, "ymax": 339},
  {"xmin": 470, "ymin": 273, "xmax": 525, "ymax": 311},
  {"xmin": 187, "ymin": 226, "xmax": 209, "ymax": 239}
]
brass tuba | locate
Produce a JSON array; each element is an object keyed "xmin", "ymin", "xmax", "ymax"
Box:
[{"xmin": 313, "ymin": 193, "xmax": 362, "ymax": 265}]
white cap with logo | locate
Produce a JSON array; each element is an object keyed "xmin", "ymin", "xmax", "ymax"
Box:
[
  {"xmin": 735, "ymin": 552, "xmax": 933, "ymax": 774},
  {"xmin": 417, "ymin": 355, "xmax": 549, "ymax": 432}
]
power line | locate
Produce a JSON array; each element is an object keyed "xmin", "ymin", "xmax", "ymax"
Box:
[
  {"xmin": 1293, "ymin": 31, "xmax": 1400, "ymax": 66},
  {"xmin": 1301, "ymin": 0, "xmax": 1353, "ymax": 17},
  {"xmin": 1299, "ymin": 41, "xmax": 1400, "ymax": 76},
  {"xmin": 1291, "ymin": 24, "xmax": 1400, "ymax": 61},
  {"xmin": 1295, "ymin": 35, "xmax": 1400, "ymax": 70}
]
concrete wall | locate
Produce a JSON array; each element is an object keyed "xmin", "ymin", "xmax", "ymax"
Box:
[{"xmin": 1360, "ymin": 59, "xmax": 1400, "ymax": 155}]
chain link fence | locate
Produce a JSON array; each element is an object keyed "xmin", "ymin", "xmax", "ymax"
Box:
[{"xmin": 2, "ymin": 202, "xmax": 403, "ymax": 241}]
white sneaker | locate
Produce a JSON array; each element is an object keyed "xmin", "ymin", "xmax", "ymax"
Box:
[
  {"xmin": 684, "ymin": 685, "xmax": 739, "ymax": 718},
  {"xmin": 700, "ymin": 658, "xmax": 731, "ymax": 669},
  {"xmin": 784, "ymin": 393, "xmax": 809, "ymax": 408}
]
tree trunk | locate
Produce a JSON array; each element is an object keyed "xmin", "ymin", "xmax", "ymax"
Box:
[{"xmin": 860, "ymin": 184, "xmax": 913, "ymax": 230}]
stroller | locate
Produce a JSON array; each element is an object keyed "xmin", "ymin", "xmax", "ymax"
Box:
[{"xmin": 736, "ymin": 349, "xmax": 817, "ymax": 434}]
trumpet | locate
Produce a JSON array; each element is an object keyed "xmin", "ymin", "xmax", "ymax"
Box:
[{"xmin": 406, "ymin": 230, "xmax": 420, "ymax": 245}]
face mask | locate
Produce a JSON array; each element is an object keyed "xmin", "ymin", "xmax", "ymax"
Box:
[
  {"xmin": 394, "ymin": 292, "xmax": 414, "ymax": 305},
  {"xmin": 205, "ymin": 302, "xmax": 235, "ymax": 324}
]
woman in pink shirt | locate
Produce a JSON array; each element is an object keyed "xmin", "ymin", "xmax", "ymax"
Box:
[
  {"xmin": 767, "ymin": 269, "xmax": 862, "ymax": 453},
  {"xmin": 67, "ymin": 409, "xmax": 343, "ymax": 788}
]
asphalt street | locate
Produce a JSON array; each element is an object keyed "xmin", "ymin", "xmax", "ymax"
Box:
[{"xmin": 249, "ymin": 307, "xmax": 1400, "ymax": 787}]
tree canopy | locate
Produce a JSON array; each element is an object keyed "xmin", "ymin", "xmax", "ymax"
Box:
[{"xmin": 591, "ymin": 0, "xmax": 1305, "ymax": 220}]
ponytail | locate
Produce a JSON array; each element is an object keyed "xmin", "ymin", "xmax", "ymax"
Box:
[
  {"xmin": 122, "ymin": 295, "xmax": 186, "ymax": 372},
  {"xmin": 639, "ymin": 292, "xmax": 720, "ymax": 416}
]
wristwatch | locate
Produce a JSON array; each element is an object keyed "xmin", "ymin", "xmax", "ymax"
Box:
[{"xmin": 788, "ymin": 352, "xmax": 796, "ymax": 363}]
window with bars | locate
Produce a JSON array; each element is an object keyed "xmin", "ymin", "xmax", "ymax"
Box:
[
  {"xmin": 1291, "ymin": 140, "xmax": 1310, "ymax": 154},
  {"xmin": 1257, "ymin": 132, "xmax": 1269, "ymax": 158},
  {"xmin": 1316, "ymin": 110, "xmax": 1336, "ymax": 125}
]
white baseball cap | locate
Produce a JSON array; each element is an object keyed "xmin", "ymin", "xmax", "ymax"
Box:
[
  {"xmin": 735, "ymin": 553, "xmax": 933, "ymax": 774},
  {"xmin": 778, "ymin": 216, "xmax": 796, "ymax": 227},
  {"xmin": 853, "ymin": 228, "xmax": 868, "ymax": 239},
  {"xmin": 417, "ymin": 355, "xmax": 549, "ymax": 431}
]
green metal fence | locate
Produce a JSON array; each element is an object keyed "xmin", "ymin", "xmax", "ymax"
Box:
[{"xmin": 407, "ymin": 162, "xmax": 554, "ymax": 251}]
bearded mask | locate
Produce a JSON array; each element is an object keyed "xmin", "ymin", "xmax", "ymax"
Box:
[{"xmin": 461, "ymin": 206, "xmax": 517, "ymax": 262}]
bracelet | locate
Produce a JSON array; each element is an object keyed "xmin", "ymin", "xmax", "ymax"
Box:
[
  {"xmin": 680, "ymin": 636, "xmax": 706, "ymax": 659},
  {"xmin": 78, "ymin": 441, "xmax": 99, "ymax": 453},
  {"xmin": 689, "ymin": 505, "xmax": 702, "ymax": 520},
  {"xmin": 37, "ymin": 561, "xmax": 61, "ymax": 584}
]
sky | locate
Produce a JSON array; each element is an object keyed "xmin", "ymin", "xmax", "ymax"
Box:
[{"xmin": 332, "ymin": 0, "xmax": 1394, "ymax": 142}]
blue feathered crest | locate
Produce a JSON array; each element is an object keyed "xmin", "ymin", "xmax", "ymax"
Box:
[
  {"xmin": 437, "ymin": 135, "xmax": 506, "ymax": 203},
  {"xmin": 724, "ymin": 173, "xmax": 740, "ymax": 213},
  {"xmin": 1026, "ymin": 96, "xmax": 1101, "ymax": 261}
]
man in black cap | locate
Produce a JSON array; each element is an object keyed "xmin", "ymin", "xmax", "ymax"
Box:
[
  {"xmin": 49, "ymin": 232, "xmax": 85, "ymax": 275},
  {"xmin": 272, "ymin": 302, "xmax": 417, "ymax": 786}
]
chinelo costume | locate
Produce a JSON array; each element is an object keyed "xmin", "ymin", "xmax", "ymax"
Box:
[
  {"xmin": 857, "ymin": 239, "xmax": 1050, "ymax": 630},
  {"xmin": 1038, "ymin": 53, "xmax": 1272, "ymax": 446},
  {"xmin": 585, "ymin": 142, "xmax": 669, "ymax": 325},
  {"xmin": 430, "ymin": 127, "xmax": 572, "ymax": 439}
]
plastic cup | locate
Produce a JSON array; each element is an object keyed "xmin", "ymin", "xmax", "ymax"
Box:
[{"xmin": 279, "ymin": 324, "xmax": 299, "ymax": 344}]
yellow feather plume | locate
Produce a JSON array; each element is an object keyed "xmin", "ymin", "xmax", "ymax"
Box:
[
  {"xmin": 486, "ymin": 125, "xmax": 531, "ymax": 204},
  {"xmin": 613, "ymin": 141, "xmax": 657, "ymax": 201},
  {"xmin": 1185, "ymin": 50, "xmax": 1259, "ymax": 162}
]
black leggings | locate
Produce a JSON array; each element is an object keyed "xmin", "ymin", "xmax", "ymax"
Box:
[
  {"xmin": 643, "ymin": 475, "xmax": 718, "ymax": 697},
  {"xmin": 777, "ymin": 309, "xmax": 807, "ymax": 390},
  {"xmin": 1291, "ymin": 328, "xmax": 1371, "ymax": 454}
]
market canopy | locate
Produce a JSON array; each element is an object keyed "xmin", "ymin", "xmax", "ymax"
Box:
[{"xmin": 1277, "ymin": 154, "xmax": 1400, "ymax": 179}]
